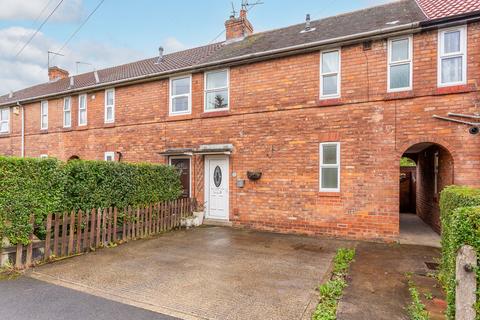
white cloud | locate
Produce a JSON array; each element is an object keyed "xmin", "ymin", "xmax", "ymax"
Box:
[
  {"xmin": 163, "ymin": 37, "xmax": 187, "ymax": 53},
  {"xmin": 0, "ymin": 0, "xmax": 84, "ymax": 22},
  {"xmin": 0, "ymin": 26, "xmax": 147, "ymax": 93}
]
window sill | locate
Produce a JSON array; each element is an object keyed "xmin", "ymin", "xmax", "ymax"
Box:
[
  {"xmin": 318, "ymin": 191, "xmax": 341, "ymax": 197},
  {"xmin": 316, "ymin": 98, "xmax": 343, "ymax": 107},
  {"xmin": 77, "ymin": 125, "xmax": 89, "ymax": 131},
  {"xmin": 0, "ymin": 132, "xmax": 11, "ymax": 138},
  {"xmin": 62, "ymin": 127, "xmax": 73, "ymax": 132},
  {"xmin": 103, "ymin": 122, "xmax": 115, "ymax": 128},
  {"xmin": 385, "ymin": 90, "xmax": 414, "ymax": 100},
  {"xmin": 40, "ymin": 129, "xmax": 49, "ymax": 134},
  {"xmin": 434, "ymin": 84, "xmax": 474, "ymax": 95},
  {"xmin": 201, "ymin": 110, "xmax": 231, "ymax": 118}
]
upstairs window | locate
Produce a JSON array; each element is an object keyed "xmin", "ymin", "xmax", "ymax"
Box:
[
  {"xmin": 78, "ymin": 94, "xmax": 87, "ymax": 126},
  {"xmin": 205, "ymin": 69, "xmax": 229, "ymax": 111},
  {"xmin": 0, "ymin": 108, "xmax": 9, "ymax": 133},
  {"xmin": 170, "ymin": 75, "xmax": 191, "ymax": 115},
  {"xmin": 388, "ymin": 36, "xmax": 412, "ymax": 91},
  {"xmin": 320, "ymin": 49, "xmax": 341, "ymax": 98},
  {"xmin": 63, "ymin": 97, "xmax": 72, "ymax": 128},
  {"xmin": 438, "ymin": 26, "xmax": 467, "ymax": 86},
  {"xmin": 40, "ymin": 100, "xmax": 48, "ymax": 130},
  {"xmin": 104, "ymin": 89, "xmax": 115, "ymax": 123},
  {"xmin": 320, "ymin": 142, "xmax": 340, "ymax": 192}
]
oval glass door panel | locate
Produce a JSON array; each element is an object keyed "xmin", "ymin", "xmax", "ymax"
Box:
[{"xmin": 214, "ymin": 165, "xmax": 222, "ymax": 187}]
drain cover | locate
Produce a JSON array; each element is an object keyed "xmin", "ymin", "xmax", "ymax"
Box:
[{"xmin": 425, "ymin": 262, "xmax": 439, "ymax": 270}]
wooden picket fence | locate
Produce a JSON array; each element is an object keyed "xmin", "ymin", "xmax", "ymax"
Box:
[{"xmin": 12, "ymin": 198, "xmax": 194, "ymax": 269}]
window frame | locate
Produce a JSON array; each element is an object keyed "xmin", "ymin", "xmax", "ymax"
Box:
[
  {"xmin": 204, "ymin": 69, "xmax": 230, "ymax": 112},
  {"xmin": 104, "ymin": 88, "xmax": 115, "ymax": 123},
  {"xmin": 63, "ymin": 96, "xmax": 72, "ymax": 128},
  {"xmin": 40, "ymin": 100, "xmax": 48, "ymax": 130},
  {"xmin": 0, "ymin": 107, "xmax": 10, "ymax": 134},
  {"xmin": 169, "ymin": 75, "xmax": 192, "ymax": 116},
  {"xmin": 78, "ymin": 94, "xmax": 87, "ymax": 126},
  {"xmin": 319, "ymin": 142, "xmax": 341, "ymax": 192},
  {"xmin": 320, "ymin": 48, "xmax": 341, "ymax": 99},
  {"xmin": 104, "ymin": 151, "xmax": 115, "ymax": 162},
  {"xmin": 437, "ymin": 25, "xmax": 467, "ymax": 87},
  {"xmin": 387, "ymin": 35, "xmax": 413, "ymax": 92},
  {"xmin": 40, "ymin": 154, "xmax": 48, "ymax": 159}
]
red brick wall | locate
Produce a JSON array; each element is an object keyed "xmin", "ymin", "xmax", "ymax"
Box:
[
  {"xmin": 415, "ymin": 145, "xmax": 454, "ymax": 233},
  {"xmin": 1, "ymin": 23, "xmax": 480, "ymax": 241}
]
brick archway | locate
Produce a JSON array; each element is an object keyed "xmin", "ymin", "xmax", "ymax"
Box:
[{"xmin": 398, "ymin": 139, "xmax": 454, "ymax": 243}]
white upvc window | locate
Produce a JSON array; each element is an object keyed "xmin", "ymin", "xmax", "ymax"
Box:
[
  {"xmin": 78, "ymin": 94, "xmax": 87, "ymax": 126},
  {"xmin": 319, "ymin": 142, "xmax": 340, "ymax": 192},
  {"xmin": 388, "ymin": 36, "xmax": 413, "ymax": 92},
  {"xmin": 40, "ymin": 100, "xmax": 48, "ymax": 130},
  {"xmin": 104, "ymin": 151, "xmax": 115, "ymax": 162},
  {"xmin": 320, "ymin": 49, "xmax": 341, "ymax": 98},
  {"xmin": 63, "ymin": 97, "xmax": 72, "ymax": 128},
  {"xmin": 438, "ymin": 26, "xmax": 467, "ymax": 87},
  {"xmin": 0, "ymin": 107, "xmax": 10, "ymax": 134},
  {"xmin": 40, "ymin": 154, "xmax": 48, "ymax": 159},
  {"xmin": 169, "ymin": 75, "xmax": 191, "ymax": 115},
  {"xmin": 104, "ymin": 88, "xmax": 115, "ymax": 123},
  {"xmin": 204, "ymin": 69, "xmax": 229, "ymax": 112}
]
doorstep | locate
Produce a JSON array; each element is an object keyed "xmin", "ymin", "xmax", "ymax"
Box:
[{"xmin": 203, "ymin": 218, "xmax": 233, "ymax": 227}]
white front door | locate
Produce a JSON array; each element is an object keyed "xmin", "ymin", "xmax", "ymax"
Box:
[{"xmin": 205, "ymin": 156, "xmax": 229, "ymax": 220}]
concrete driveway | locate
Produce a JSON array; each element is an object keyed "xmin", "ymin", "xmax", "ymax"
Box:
[{"xmin": 29, "ymin": 226, "xmax": 347, "ymax": 320}]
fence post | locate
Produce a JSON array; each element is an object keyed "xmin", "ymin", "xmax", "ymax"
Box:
[{"xmin": 456, "ymin": 245, "xmax": 477, "ymax": 320}]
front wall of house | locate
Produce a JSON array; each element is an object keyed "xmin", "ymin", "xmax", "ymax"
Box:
[{"xmin": 1, "ymin": 23, "xmax": 480, "ymax": 240}]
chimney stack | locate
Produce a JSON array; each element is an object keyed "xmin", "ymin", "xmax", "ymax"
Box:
[
  {"xmin": 157, "ymin": 46, "xmax": 164, "ymax": 63},
  {"xmin": 225, "ymin": 9, "xmax": 253, "ymax": 41},
  {"xmin": 48, "ymin": 66, "xmax": 69, "ymax": 81}
]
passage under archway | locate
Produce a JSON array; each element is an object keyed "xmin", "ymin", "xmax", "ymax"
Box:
[{"xmin": 399, "ymin": 142, "xmax": 453, "ymax": 246}]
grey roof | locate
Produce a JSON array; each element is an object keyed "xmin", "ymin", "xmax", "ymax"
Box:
[{"xmin": 0, "ymin": 0, "xmax": 427, "ymax": 106}]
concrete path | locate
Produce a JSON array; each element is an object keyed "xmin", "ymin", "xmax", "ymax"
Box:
[
  {"xmin": 0, "ymin": 276, "xmax": 176, "ymax": 320},
  {"xmin": 337, "ymin": 242, "xmax": 441, "ymax": 320},
  {"xmin": 29, "ymin": 226, "xmax": 348, "ymax": 320},
  {"xmin": 399, "ymin": 213, "xmax": 441, "ymax": 248}
]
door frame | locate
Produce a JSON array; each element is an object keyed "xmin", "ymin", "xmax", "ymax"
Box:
[
  {"xmin": 204, "ymin": 155, "xmax": 230, "ymax": 220},
  {"xmin": 169, "ymin": 156, "xmax": 192, "ymax": 198}
]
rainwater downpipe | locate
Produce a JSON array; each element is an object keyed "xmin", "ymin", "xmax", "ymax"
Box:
[{"xmin": 17, "ymin": 101, "xmax": 24, "ymax": 158}]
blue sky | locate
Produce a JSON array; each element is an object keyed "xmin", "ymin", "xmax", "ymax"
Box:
[{"xmin": 0, "ymin": 0, "xmax": 392, "ymax": 92}]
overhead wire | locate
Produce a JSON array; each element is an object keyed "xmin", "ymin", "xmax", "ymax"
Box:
[{"xmin": 14, "ymin": 0, "xmax": 64, "ymax": 59}]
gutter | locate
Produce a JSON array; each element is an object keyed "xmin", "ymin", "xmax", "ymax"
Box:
[{"xmin": 0, "ymin": 22, "xmax": 420, "ymax": 108}]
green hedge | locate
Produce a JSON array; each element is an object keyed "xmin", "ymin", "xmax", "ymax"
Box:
[
  {"xmin": 439, "ymin": 186, "xmax": 480, "ymax": 319},
  {"xmin": 0, "ymin": 157, "xmax": 181, "ymax": 245}
]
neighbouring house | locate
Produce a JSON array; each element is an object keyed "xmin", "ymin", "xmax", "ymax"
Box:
[{"xmin": 0, "ymin": 0, "xmax": 479, "ymax": 241}]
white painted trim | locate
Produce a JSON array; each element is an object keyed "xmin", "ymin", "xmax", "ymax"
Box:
[
  {"xmin": 204, "ymin": 68, "xmax": 230, "ymax": 112},
  {"xmin": 169, "ymin": 156, "xmax": 192, "ymax": 198},
  {"xmin": 40, "ymin": 154, "xmax": 48, "ymax": 159},
  {"xmin": 320, "ymin": 48, "xmax": 341, "ymax": 99},
  {"xmin": 104, "ymin": 151, "xmax": 115, "ymax": 161},
  {"xmin": 78, "ymin": 94, "xmax": 87, "ymax": 126},
  {"xmin": 104, "ymin": 88, "xmax": 115, "ymax": 123},
  {"xmin": 63, "ymin": 96, "xmax": 72, "ymax": 128},
  {"xmin": 169, "ymin": 74, "xmax": 192, "ymax": 116},
  {"xmin": 204, "ymin": 155, "xmax": 230, "ymax": 221},
  {"xmin": 0, "ymin": 107, "xmax": 10, "ymax": 134},
  {"xmin": 387, "ymin": 35, "xmax": 413, "ymax": 92},
  {"xmin": 437, "ymin": 25, "xmax": 467, "ymax": 87},
  {"xmin": 40, "ymin": 100, "xmax": 48, "ymax": 130},
  {"xmin": 319, "ymin": 142, "xmax": 341, "ymax": 192}
]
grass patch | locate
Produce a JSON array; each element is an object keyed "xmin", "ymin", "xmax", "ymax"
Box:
[
  {"xmin": 312, "ymin": 248, "xmax": 355, "ymax": 320},
  {"xmin": 406, "ymin": 273, "xmax": 429, "ymax": 320}
]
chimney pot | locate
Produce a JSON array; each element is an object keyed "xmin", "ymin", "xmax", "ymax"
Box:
[
  {"xmin": 305, "ymin": 14, "xmax": 311, "ymax": 30},
  {"xmin": 48, "ymin": 66, "xmax": 69, "ymax": 81}
]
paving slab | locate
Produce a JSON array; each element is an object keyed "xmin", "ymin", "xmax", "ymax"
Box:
[
  {"xmin": 0, "ymin": 276, "xmax": 176, "ymax": 320},
  {"xmin": 337, "ymin": 242, "xmax": 442, "ymax": 320},
  {"xmin": 29, "ymin": 226, "xmax": 348, "ymax": 320}
]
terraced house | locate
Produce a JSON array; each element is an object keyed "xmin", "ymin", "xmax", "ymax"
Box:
[{"xmin": 0, "ymin": 0, "xmax": 479, "ymax": 241}]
